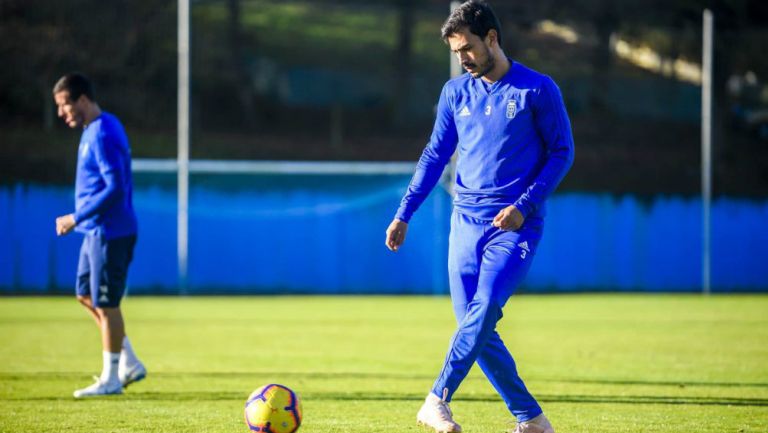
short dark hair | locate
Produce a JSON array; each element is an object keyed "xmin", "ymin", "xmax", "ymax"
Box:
[
  {"xmin": 441, "ymin": 0, "xmax": 502, "ymax": 48},
  {"xmin": 53, "ymin": 73, "xmax": 95, "ymax": 102}
]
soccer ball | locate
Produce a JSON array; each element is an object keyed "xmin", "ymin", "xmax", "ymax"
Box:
[{"xmin": 244, "ymin": 384, "xmax": 303, "ymax": 433}]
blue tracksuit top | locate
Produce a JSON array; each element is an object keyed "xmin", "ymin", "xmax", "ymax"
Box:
[
  {"xmin": 73, "ymin": 112, "xmax": 138, "ymax": 239},
  {"xmin": 395, "ymin": 61, "xmax": 574, "ymax": 223}
]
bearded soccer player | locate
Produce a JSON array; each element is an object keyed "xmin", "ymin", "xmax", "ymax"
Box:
[
  {"xmin": 385, "ymin": 2, "xmax": 574, "ymax": 432},
  {"xmin": 53, "ymin": 73, "xmax": 146, "ymax": 397}
]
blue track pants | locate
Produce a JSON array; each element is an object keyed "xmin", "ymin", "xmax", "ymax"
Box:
[{"xmin": 431, "ymin": 211, "xmax": 543, "ymax": 422}]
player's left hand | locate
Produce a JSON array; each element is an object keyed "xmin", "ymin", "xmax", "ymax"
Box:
[
  {"xmin": 492, "ymin": 205, "xmax": 524, "ymax": 231},
  {"xmin": 55, "ymin": 214, "xmax": 76, "ymax": 236},
  {"xmin": 385, "ymin": 219, "xmax": 408, "ymax": 252}
]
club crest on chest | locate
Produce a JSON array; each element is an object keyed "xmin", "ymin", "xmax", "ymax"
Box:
[{"xmin": 506, "ymin": 100, "xmax": 517, "ymax": 119}]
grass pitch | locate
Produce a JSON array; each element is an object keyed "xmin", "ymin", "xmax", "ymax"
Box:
[{"xmin": 0, "ymin": 294, "xmax": 766, "ymax": 433}]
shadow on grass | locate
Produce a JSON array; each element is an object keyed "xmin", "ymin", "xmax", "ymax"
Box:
[
  {"xmin": 3, "ymin": 372, "xmax": 768, "ymax": 407},
  {"xmin": 6, "ymin": 390, "xmax": 768, "ymax": 407},
  {"xmin": 536, "ymin": 394, "xmax": 768, "ymax": 407},
  {"xmin": 544, "ymin": 378, "xmax": 768, "ymax": 389},
  {"xmin": 2, "ymin": 371, "xmax": 767, "ymax": 389},
  {"xmin": 312, "ymin": 393, "xmax": 768, "ymax": 407}
]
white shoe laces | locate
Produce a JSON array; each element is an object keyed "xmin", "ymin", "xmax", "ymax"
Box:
[
  {"xmin": 509, "ymin": 420, "xmax": 547, "ymax": 433},
  {"xmin": 84, "ymin": 376, "xmax": 117, "ymax": 391},
  {"xmin": 433, "ymin": 399, "xmax": 453, "ymax": 422},
  {"xmin": 431, "ymin": 388, "xmax": 456, "ymax": 424},
  {"xmin": 510, "ymin": 423, "xmax": 527, "ymax": 433}
]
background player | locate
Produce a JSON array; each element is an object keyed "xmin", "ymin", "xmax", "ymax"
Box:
[
  {"xmin": 385, "ymin": 1, "xmax": 574, "ymax": 432},
  {"xmin": 53, "ymin": 73, "xmax": 147, "ymax": 397}
]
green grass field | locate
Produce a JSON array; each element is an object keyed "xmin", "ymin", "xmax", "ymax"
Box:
[{"xmin": 1, "ymin": 294, "xmax": 766, "ymax": 433}]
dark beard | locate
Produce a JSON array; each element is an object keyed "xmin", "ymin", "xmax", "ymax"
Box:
[
  {"xmin": 473, "ymin": 55, "xmax": 495, "ymax": 78},
  {"xmin": 464, "ymin": 47, "xmax": 496, "ymax": 79}
]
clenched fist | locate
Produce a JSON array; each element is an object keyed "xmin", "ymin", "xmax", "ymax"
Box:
[{"xmin": 492, "ymin": 206, "xmax": 524, "ymax": 231}]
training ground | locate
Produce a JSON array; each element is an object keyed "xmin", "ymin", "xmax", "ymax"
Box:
[{"xmin": 1, "ymin": 294, "xmax": 766, "ymax": 433}]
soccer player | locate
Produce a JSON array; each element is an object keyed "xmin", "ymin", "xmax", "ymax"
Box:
[
  {"xmin": 384, "ymin": 2, "xmax": 574, "ymax": 432},
  {"xmin": 53, "ymin": 73, "xmax": 147, "ymax": 397}
]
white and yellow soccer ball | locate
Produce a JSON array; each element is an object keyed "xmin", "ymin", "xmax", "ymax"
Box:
[{"xmin": 244, "ymin": 384, "xmax": 303, "ymax": 433}]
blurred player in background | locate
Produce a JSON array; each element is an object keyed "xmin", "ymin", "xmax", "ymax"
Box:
[
  {"xmin": 385, "ymin": 1, "xmax": 574, "ymax": 432},
  {"xmin": 53, "ymin": 73, "xmax": 146, "ymax": 397}
]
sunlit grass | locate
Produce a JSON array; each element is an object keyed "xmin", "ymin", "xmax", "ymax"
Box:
[{"xmin": 1, "ymin": 295, "xmax": 766, "ymax": 432}]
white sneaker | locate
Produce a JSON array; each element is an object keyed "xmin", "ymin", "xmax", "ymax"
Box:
[
  {"xmin": 73, "ymin": 377, "xmax": 123, "ymax": 398},
  {"xmin": 118, "ymin": 362, "xmax": 147, "ymax": 388},
  {"xmin": 511, "ymin": 414, "xmax": 555, "ymax": 433},
  {"xmin": 416, "ymin": 394, "xmax": 462, "ymax": 433}
]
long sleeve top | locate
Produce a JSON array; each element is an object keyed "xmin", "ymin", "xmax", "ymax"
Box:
[
  {"xmin": 395, "ymin": 61, "xmax": 574, "ymax": 224},
  {"xmin": 74, "ymin": 112, "xmax": 138, "ymax": 239}
]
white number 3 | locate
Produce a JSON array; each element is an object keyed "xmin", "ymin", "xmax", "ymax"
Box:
[{"xmin": 520, "ymin": 250, "xmax": 527, "ymax": 259}]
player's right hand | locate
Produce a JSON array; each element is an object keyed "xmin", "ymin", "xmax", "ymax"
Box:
[
  {"xmin": 55, "ymin": 213, "xmax": 76, "ymax": 236},
  {"xmin": 385, "ymin": 219, "xmax": 408, "ymax": 252}
]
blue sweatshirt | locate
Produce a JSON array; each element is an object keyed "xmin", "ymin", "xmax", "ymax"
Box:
[
  {"xmin": 73, "ymin": 112, "xmax": 138, "ymax": 239},
  {"xmin": 395, "ymin": 61, "xmax": 574, "ymax": 224}
]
